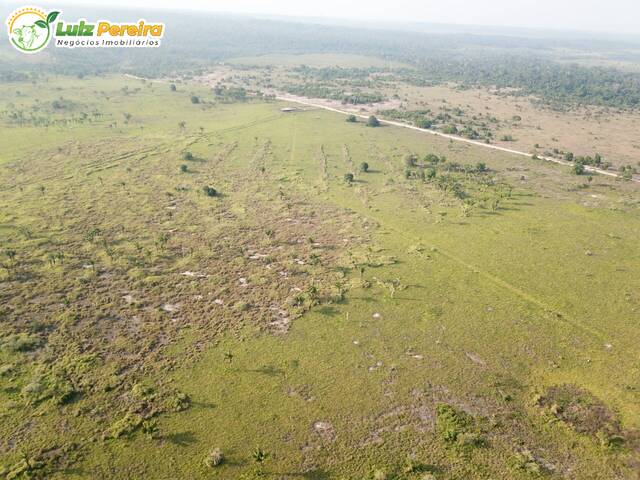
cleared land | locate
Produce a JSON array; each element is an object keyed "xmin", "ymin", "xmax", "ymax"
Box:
[
  {"xmin": 0, "ymin": 75, "xmax": 639, "ymax": 479},
  {"xmin": 202, "ymin": 54, "xmax": 640, "ymax": 178}
]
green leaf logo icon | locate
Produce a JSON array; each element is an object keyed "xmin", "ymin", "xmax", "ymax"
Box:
[{"xmin": 46, "ymin": 11, "xmax": 60, "ymax": 24}]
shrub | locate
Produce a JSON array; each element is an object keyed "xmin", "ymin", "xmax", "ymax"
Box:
[
  {"xmin": 204, "ymin": 448, "xmax": 224, "ymax": 467},
  {"xmin": 203, "ymin": 186, "xmax": 218, "ymax": 197},
  {"xmin": 190, "ymin": 95, "xmax": 200, "ymax": 104},
  {"xmin": 424, "ymin": 153, "xmax": 440, "ymax": 164},
  {"xmin": 346, "ymin": 114, "xmax": 357, "ymax": 123},
  {"xmin": 573, "ymin": 162, "xmax": 585, "ymax": 175},
  {"xmin": 182, "ymin": 151, "xmax": 194, "ymax": 161},
  {"xmin": 170, "ymin": 84, "xmax": 176, "ymax": 92},
  {"xmin": 436, "ymin": 404, "xmax": 472, "ymax": 443},
  {"xmin": 180, "ymin": 164, "xmax": 188, "ymax": 173},
  {"xmin": 252, "ymin": 447, "xmax": 268, "ymax": 463},
  {"xmin": 359, "ymin": 162, "xmax": 369, "ymax": 172},
  {"xmin": 344, "ymin": 173, "xmax": 354, "ymax": 183},
  {"xmin": 367, "ymin": 115, "xmax": 380, "ymax": 127},
  {"xmin": 142, "ymin": 419, "xmax": 160, "ymax": 439},
  {"xmin": 166, "ymin": 391, "xmax": 191, "ymax": 411}
]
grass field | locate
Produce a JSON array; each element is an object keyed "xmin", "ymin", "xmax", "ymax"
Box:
[{"xmin": 1, "ymin": 75, "xmax": 639, "ymax": 479}]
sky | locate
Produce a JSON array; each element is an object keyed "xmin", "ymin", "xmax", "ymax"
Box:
[{"xmin": 26, "ymin": 0, "xmax": 640, "ymax": 34}]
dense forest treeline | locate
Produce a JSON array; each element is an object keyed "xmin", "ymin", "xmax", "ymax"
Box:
[{"xmin": 2, "ymin": 5, "xmax": 640, "ymax": 108}]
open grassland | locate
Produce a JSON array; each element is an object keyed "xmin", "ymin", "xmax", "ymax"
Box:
[{"xmin": 0, "ymin": 75, "xmax": 639, "ymax": 479}]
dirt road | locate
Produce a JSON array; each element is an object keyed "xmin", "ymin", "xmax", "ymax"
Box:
[{"xmin": 275, "ymin": 94, "xmax": 640, "ymax": 184}]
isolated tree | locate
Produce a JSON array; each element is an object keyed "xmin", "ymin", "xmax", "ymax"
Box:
[
  {"xmin": 564, "ymin": 152, "xmax": 574, "ymax": 162},
  {"xmin": 170, "ymin": 84, "xmax": 177, "ymax": 92},
  {"xmin": 572, "ymin": 162, "xmax": 585, "ymax": 175},
  {"xmin": 180, "ymin": 164, "xmax": 188, "ymax": 173},
  {"xmin": 344, "ymin": 173, "xmax": 354, "ymax": 184},
  {"xmin": 346, "ymin": 114, "xmax": 357, "ymax": 123},
  {"xmin": 182, "ymin": 151, "xmax": 194, "ymax": 161},
  {"xmin": 191, "ymin": 95, "xmax": 200, "ymax": 104},
  {"xmin": 367, "ymin": 115, "xmax": 380, "ymax": 127},
  {"xmin": 203, "ymin": 186, "xmax": 217, "ymax": 197},
  {"xmin": 359, "ymin": 162, "xmax": 369, "ymax": 173}
]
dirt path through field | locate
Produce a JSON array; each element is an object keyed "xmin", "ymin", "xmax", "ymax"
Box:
[{"xmin": 275, "ymin": 94, "xmax": 640, "ymax": 184}]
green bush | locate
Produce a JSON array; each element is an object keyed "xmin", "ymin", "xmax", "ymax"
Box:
[
  {"xmin": 203, "ymin": 186, "xmax": 218, "ymax": 197},
  {"xmin": 367, "ymin": 115, "xmax": 380, "ymax": 127},
  {"xmin": 573, "ymin": 162, "xmax": 585, "ymax": 175}
]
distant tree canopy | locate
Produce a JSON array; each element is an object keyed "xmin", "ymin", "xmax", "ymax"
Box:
[{"xmin": 4, "ymin": 10, "xmax": 640, "ymax": 109}]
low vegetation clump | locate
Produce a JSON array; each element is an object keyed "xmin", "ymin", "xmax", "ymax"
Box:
[
  {"xmin": 204, "ymin": 448, "xmax": 224, "ymax": 468},
  {"xmin": 435, "ymin": 404, "xmax": 484, "ymax": 448},
  {"xmin": 535, "ymin": 385, "xmax": 628, "ymax": 448},
  {"xmin": 367, "ymin": 115, "xmax": 380, "ymax": 127}
]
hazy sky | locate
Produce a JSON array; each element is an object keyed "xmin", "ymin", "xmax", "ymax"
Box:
[{"xmin": 30, "ymin": 0, "xmax": 640, "ymax": 34}]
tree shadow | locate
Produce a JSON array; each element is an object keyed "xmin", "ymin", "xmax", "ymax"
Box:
[
  {"xmin": 248, "ymin": 365, "xmax": 284, "ymax": 377},
  {"xmin": 316, "ymin": 305, "xmax": 339, "ymax": 316},
  {"xmin": 166, "ymin": 431, "xmax": 197, "ymax": 447},
  {"xmin": 191, "ymin": 401, "xmax": 217, "ymax": 410}
]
